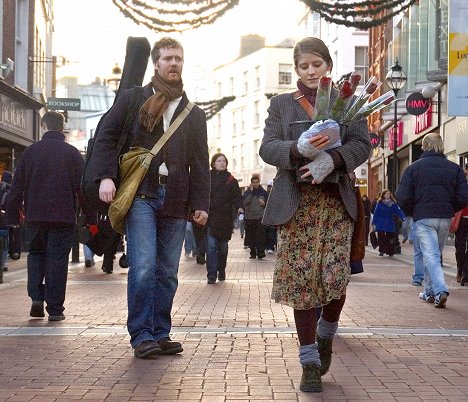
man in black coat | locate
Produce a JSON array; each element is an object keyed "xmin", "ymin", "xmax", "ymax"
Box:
[
  {"xmin": 396, "ymin": 133, "xmax": 468, "ymax": 308},
  {"xmin": 93, "ymin": 37, "xmax": 210, "ymax": 359},
  {"xmin": 6, "ymin": 112, "xmax": 88, "ymax": 321}
]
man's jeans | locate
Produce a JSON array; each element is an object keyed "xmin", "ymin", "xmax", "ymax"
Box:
[
  {"xmin": 206, "ymin": 228, "xmax": 228, "ymax": 280},
  {"xmin": 83, "ymin": 244, "xmax": 94, "ymax": 261},
  {"xmin": 26, "ymin": 223, "xmax": 75, "ymax": 316},
  {"xmin": 126, "ymin": 191, "xmax": 186, "ymax": 348},
  {"xmin": 413, "ymin": 218, "xmax": 450, "ymax": 296}
]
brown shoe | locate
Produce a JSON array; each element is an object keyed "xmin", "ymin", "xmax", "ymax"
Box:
[
  {"xmin": 156, "ymin": 337, "xmax": 183, "ymax": 355},
  {"xmin": 30, "ymin": 301, "xmax": 45, "ymax": 318},
  {"xmin": 317, "ymin": 335, "xmax": 333, "ymax": 376},
  {"xmin": 300, "ymin": 364, "xmax": 322, "ymax": 392},
  {"xmin": 133, "ymin": 340, "xmax": 161, "ymax": 359}
]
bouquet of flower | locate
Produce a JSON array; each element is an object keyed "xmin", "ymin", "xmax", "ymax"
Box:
[
  {"xmin": 349, "ymin": 91, "xmax": 395, "ymax": 121},
  {"xmin": 342, "ymin": 76, "xmax": 382, "ymax": 123},
  {"xmin": 329, "ymin": 80, "xmax": 357, "ymax": 121},
  {"xmin": 312, "ymin": 76, "xmax": 333, "ymax": 121}
]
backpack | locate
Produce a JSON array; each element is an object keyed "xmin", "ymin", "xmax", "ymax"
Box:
[{"xmin": 81, "ymin": 87, "xmax": 144, "ymax": 215}]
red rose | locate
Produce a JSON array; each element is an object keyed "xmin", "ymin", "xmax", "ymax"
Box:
[{"xmin": 340, "ymin": 81, "xmax": 353, "ymax": 98}]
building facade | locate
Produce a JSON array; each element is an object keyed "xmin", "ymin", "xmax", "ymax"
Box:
[
  {"xmin": 0, "ymin": 0, "xmax": 54, "ymax": 174},
  {"xmin": 368, "ymin": 0, "xmax": 452, "ymax": 199},
  {"xmin": 203, "ymin": 36, "xmax": 296, "ymax": 188}
]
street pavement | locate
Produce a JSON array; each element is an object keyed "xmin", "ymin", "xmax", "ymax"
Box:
[{"xmin": 0, "ymin": 232, "xmax": 467, "ymax": 401}]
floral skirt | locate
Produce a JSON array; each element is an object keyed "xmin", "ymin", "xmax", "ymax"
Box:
[{"xmin": 271, "ymin": 185, "xmax": 354, "ymax": 310}]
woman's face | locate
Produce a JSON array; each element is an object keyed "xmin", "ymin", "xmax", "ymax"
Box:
[
  {"xmin": 214, "ymin": 156, "xmax": 227, "ymax": 171},
  {"xmin": 383, "ymin": 191, "xmax": 391, "ymax": 200},
  {"xmin": 295, "ymin": 53, "xmax": 331, "ymax": 90}
]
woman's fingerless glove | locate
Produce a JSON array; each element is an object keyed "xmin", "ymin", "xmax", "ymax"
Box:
[{"xmin": 305, "ymin": 152, "xmax": 335, "ymax": 184}]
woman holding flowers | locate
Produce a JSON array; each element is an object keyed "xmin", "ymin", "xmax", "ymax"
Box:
[{"xmin": 259, "ymin": 37, "xmax": 371, "ymax": 393}]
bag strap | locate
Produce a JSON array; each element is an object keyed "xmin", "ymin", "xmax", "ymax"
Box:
[
  {"xmin": 143, "ymin": 101, "xmax": 195, "ymax": 165},
  {"xmin": 293, "ymin": 90, "xmax": 314, "ymax": 119}
]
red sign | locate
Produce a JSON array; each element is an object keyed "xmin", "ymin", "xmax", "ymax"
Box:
[
  {"xmin": 414, "ymin": 108, "xmax": 433, "ymax": 134},
  {"xmin": 388, "ymin": 122, "xmax": 403, "ymax": 150},
  {"xmin": 405, "ymin": 92, "xmax": 431, "ymax": 116}
]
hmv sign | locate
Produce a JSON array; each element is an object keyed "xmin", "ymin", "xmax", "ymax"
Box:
[{"xmin": 405, "ymin": 92, "xmax": 431, "ymax": 116}]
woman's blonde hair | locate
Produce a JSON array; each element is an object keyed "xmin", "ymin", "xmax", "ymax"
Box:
[{"xmin": 422, "ymin": 133, "xmax": 444, "ymax": 154}]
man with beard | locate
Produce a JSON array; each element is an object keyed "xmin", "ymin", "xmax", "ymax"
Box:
[{"xmin": 92, "ymin": 38, "xmax": 210, "ymax": 358}]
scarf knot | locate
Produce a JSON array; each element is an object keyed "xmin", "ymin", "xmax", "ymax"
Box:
[{"xmin": 139, "ymin": 72, "xmax": 184, "ymax": 132}]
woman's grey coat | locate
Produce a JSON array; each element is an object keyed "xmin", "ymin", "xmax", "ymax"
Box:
[{"xmin": 259, "ymin": 90, "xmax": 372, "ymax": 226}]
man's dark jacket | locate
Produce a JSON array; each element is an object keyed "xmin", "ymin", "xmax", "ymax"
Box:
[
  {"xmin": 6, "ymin": 131, "xmax": 85, "ymax": 225},
  {"xmin": 395, "ymin": 150, "xmax": 468, "ymax": 221},
  {"xmin": 89, "ymin": 83, "xmax": 210, "ymax": 218},
  {"xmin": 207, "ymin": 169, "xmax": 244, "ymax": 241}
]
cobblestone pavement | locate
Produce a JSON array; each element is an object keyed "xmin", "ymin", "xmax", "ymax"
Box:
[{"xmin": 0, "ymin": 233, "xmax": 467, "ymax": 401}]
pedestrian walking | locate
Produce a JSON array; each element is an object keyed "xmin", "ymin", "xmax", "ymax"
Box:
[
  {"xmin": 6, "ymin": 111, "xmax": 93, "ymax": 320},
  {"xmin": 372, "ymin": 189, "xmax": 405, "ymax": 257},
  {"xmin": 396, "ymin": 133, "xmax": 468, "ymax": 307},
  {"xmin": 92, "ymin": 37, "xmax": 210, "ymax": 358},
  {"xmin": 452, "ymin": 165, "xmax": 468, "ymax": 286},
  {"xmin": 0, "ymin": 170, "xmax": 12, "ymax": 278},
  {"xmin": 259, "ymin": 37, "xmax": 371, "ymax": 393},
  {"xmin": 243, "ymin": 176, "xmax": 268, "ymax": 260},
  {"xmin": 362, "ymin": 194, "xmax": 372, "ymax": 246},
  {"xmin": 264, "ymin": 180, "xmax": 277, "ymax": 253},
  {"xmin": 184, "ymin": 221, "xmax": 197, "ymax": 257},
  {"xmin": 205, "ymin": 153, "xmax": 244, "ymax": 284}
]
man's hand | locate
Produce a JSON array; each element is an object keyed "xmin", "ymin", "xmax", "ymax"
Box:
[
  {"xmin": 99, "ymin": 178, "xmax": 116, "ymax": 203},
  {"xmin": 193, "ymin": 210, "xmax": 208, "ymax": 225}
]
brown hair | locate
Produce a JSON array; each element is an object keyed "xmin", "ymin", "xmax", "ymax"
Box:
[
  {"xmin": 293, "ymin": 37, "xmax": 333, "ymax": 69},
  {"xmin": 41, "ymin": 111, "xmax": 64, "ymax": 132},
  {"xmin": 210, "ymin": 153, "xmax": 228, "ymax": 168},
  {"xmin": 151, "ymin": 37, "xmax": 184, "ymax": 64},
  {"xmin": 378, "ymin": 189, "xmax": 396, "ymax": 203}
]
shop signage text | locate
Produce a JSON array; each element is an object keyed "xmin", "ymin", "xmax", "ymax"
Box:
[
  {"xmin": 405, "ymin": 92, "xmax": 431, "ymax": 116},
  {"xmin": 369, "ymin": 132, "xmax": 381, "ymax": 149},
  {"xmin": 414, "ymin": 108, "xmax": 433, "ymax": 135},
  {"xmin": 47, "ymin": 98, "xmax": 81, "ymax": 111},
  {"xmin": 388, "ymin": 122, "xmax": 403, "ymax": 150},
  {"xmin": 0, "ymin": 94, "xmax": 26, "ymax": 133}
]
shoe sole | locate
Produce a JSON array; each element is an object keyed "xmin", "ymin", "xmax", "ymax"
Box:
[
  {"xmin": 300, "ymin": 385, "xmax": 322, "ymax": 392},
  {"xmin": 155, "ymin": 346, "xmax": 183, "ymax": 355},
  {"xmin": 435, "ymin": 294, "xmax": 447, "ymax": 308},
  {"xmin": 134, "ymin": 347, "xmax": 161, "ymax": 359},
  {"xmin": 420, "ymin": 296, "xmax": 435, "ymax": 303},
  {"xmin": 48, "ymin": 315, "xmax": 65, "ymax": 321}
]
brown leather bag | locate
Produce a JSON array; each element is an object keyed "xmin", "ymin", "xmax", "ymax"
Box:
[{"xmin": 350, "ymin": 185, "xmax": 366, "ymax": 261}]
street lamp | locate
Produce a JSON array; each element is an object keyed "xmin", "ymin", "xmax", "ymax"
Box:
[{"xmin": 385, "ymin": 59, "xmax": 407, "ymax": 193}]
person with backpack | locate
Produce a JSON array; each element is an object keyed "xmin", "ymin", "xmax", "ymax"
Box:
[
  {"xmin": 0, "ymin": 170, "xmax": 12, "ymax": 281},
  {"xmin": 90, "ymin": 38, "xmax": 210, "ymax": 359},
  {"xmin": 6, "ymin": 112, "xmax": 94, "ymax": 319}
]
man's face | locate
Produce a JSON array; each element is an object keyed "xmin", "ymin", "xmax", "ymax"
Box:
[
  {"xmin": 154, "ymin": 47, "xmax": 184, "ymax": 83},
  {"xmin": 252, "ymin": 179, "xmax": 260, "ymax": 189}
]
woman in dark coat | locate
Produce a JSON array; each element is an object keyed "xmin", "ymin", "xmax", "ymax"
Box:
[
  {"xmin": 372, "ymin": 189, "xmax": 405, "ymax": 256},
  {"xmin": 362, "ymin": 194, "xmax": 372, "ymax": 246},
  {"xmin": 206, "ymin": 153, "xmax": 244, "ymax": 284}
]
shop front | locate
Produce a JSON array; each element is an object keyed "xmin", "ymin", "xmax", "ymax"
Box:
[{"xmin": 0, "ymin": 80, "xmax": 43, "ymax": 174}]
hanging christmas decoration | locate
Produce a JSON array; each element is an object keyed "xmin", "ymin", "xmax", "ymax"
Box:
[
  {"xmin": 196, "ymin": 96, "xmax": 235, "ymax": 120},
  {"xmin": 112, "ymin": 0, "xmax": 240, "ymax": 32},
  {"xmin": 300, "ymin": 0, "xmax": 419, "ymax": 30}
]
